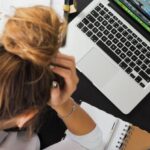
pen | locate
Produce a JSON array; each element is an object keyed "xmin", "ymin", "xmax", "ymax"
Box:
[{"xmin": 104, "ymin": 119, "xmax": 120, "ymax": 150}]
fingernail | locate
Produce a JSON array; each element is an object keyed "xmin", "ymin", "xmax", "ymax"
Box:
[
  {"xmin": 50, "ymin": 65, "xmax": 55, "ymax": 69},
  {"xmin": 52, "ymin": 81, "xmax": 58, "ymax": 88}
]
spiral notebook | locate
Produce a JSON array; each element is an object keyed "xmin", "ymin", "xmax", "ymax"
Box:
[{"xmin": 81, "ymin": 102, "xmax": 150, "ymax": 150}]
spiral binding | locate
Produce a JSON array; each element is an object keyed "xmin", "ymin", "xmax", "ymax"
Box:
[{"xmin": 115, "ymin": 124, "xmax": 132, "ymax": 150}]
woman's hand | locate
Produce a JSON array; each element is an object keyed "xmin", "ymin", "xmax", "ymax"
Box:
[{"xmin": 48, "ymin": 52, "xmax": 79, "ymax": 110}]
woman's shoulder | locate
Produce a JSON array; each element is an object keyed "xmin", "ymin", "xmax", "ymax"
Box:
[{"xmin": 0, "ymin": 131, "xmax": 40, "ymax": 150}]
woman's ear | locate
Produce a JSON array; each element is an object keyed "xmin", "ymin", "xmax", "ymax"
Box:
[{"xmin": 16, "ymin": 108, "xmax": 39, "ymax": 129}]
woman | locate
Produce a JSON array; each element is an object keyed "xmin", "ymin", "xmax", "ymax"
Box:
[{"xmin": 0, "ymin": 6, "xmax": 103, "ymax": 150}]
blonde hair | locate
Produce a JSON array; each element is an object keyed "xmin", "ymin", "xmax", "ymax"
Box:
[{"xmin": 0, "ymin": 6, "xmax": 67, "ymax": 133}]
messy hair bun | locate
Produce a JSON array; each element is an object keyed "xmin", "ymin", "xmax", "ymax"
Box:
[
  {"xmin": 0, "ymin": 6, "xmax": 67, "ymax": 134},
  {"xmin": 1, "ymin": 6, "xmax": 66, "ymax": 66}
]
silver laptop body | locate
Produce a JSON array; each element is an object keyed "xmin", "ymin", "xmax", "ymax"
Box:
[{"xmin": 60, "ymin": 0, "xmax": 150, "ymax": 114}]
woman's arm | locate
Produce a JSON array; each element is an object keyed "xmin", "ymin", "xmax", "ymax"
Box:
[{"xmin": 48, "ymin": 52, "xmax": 96, "ymax": 136}]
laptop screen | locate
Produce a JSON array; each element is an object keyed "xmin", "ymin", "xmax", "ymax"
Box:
[{"xmin": 113, "ymin": 0, "xmax": 150, "ymax": 32}]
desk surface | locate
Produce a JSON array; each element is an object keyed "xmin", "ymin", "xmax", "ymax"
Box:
[{"xmin": 72, "ymin": 0, "xmax": 150, "ymax": 132}]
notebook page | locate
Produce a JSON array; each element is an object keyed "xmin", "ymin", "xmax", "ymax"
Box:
[
  {"xmin": 106, "ymin": 119, "xmax": 131, "ymax": 150},
  {"xmin": 81, "ymin": 102, "xmax": 118, "ymax": 146}
]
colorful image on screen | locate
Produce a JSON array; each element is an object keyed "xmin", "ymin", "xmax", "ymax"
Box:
[{"xmin": 130, "ymin": 0, "xmax": 150, "ymax": 18}]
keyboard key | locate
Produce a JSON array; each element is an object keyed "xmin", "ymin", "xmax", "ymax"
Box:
[
  {"xmin": 136, "ymin": 59, "xmax": 142, "ymax": 65},
  {"xmin": 129, "ymin": 62, "xmax": 136, "ymax": 68},
  {"xmin": 120, "ymin": 37, "xmax": 127, "ymax": 43},
  {"xmin": 116, "ymin": 33, "xmax": 122, "ymax": 39},
  {"xmin": 118, "ymin": 26, "xmax": 124, "ymax": 32},
  {"xmin": 108, "ymin": 34, "xmax": 114, "ymax": 40},
  {"xmin": 81, "ymin": 26, "xmax": 88, "ymax": 33},
  {"xmin": 132, "ymin": 39, "xmax": 138, "ymax": 45},
  {"xmin": 113, "ymin": 38, "xmax": 119, "ymax": 44},
  {"xmin": 88, "ymin": 23, "xmax": 94, "ymax": 29},
  {"xmin": 125, "ymin": 57, "xmax": 131, "ymax": 64},
  {"xmin": 123, "ymin": 24, "xmax": 127, "ymax": 29},
  {"xmin": 142, "ymin": 42, "xmax": 147, "ymax": 47},
  {"xmin": 144, "ymin": 58, "xmax": 150, "ymax": 65},
  {"xmin": 120, "ymin": 61, "xmax": 128, "ymax": 69},
  {"xmin": 131, "ymin": 55, "xmax": 138, "ymax": 61},
  {"xmin": 141, "ymin": 64, "xmax": 147, "ymax": 70},
  {"xmin": 106, "ymin": 40, "xmax": 112, "ymax": 46},
  {"xmin": 97, "ymin": 32, "xmax": 103, "ymax": 38},
  {"xmin": 91, "ymin": 35, "xmax": 98, "ymax": 42},
  {"xmin": 100, "ymin": 10, "xmax": 106, "ymax": 16},
  {"xmin": 113, "ymin": 16, "xmax": 118, "ymax": 21},
  {"xmin": 127, "ymin": 35, "xmax": 133, "ymax": 41},
  {"xmin": 139, "ymin": 54, "xmax": 145, "ymax": 60},
  {"xmin": 117, "ymin": 42, "xmax": 123, "ymax": 48},
  {"xmin": 95, "ymin": 6, "xmax": 101, "ymax": 12},
  {"xmin": 104, "ymin": 7, "xmax": 109, "ymax": 12},
  {"xmin": 118, "ymin": 20, "xmax": 123, "ymax": 25},
  {"xmin": 120, "ymin": 53, "xmax": 126, "ymax": 59},
  {"xmin": 104, "ymin": 14, "xmax": 110, "ymax": 20},
  {"xmin": 130, "ymin": 73, "xmax": 135, "ymax": 79},
  {"xmin": 101, "ymin": 36, "xmax": 107, "ymax": 42},
  {"xmin": 122, "ymin": 46, "xmax": 128, "ymax": 53},
  {"xmin": 140, "ymin": 83, "xmax": 145, "ymax": 88},
  {"xmin": 147, "ymin": 46, "xmax": 150, "ymax": 51},
  {"xmin": 86, "ymin": 31, "xmax": 93, "ymax": 37},
  {"xmin": 126, "ymin": 67, "xmax": 132, "ymax": 74},
  {"xmin": 132, "ymin": 33, "xmax": 137, "ymax": 38},
  {"xmin": 127, "ymin": 51, "xmax": 133, "ymax": 57},
  {"xmin": 108, "ymin": 18, "xmax": 115, "ymax": 24},
  {"xmin": 82, "ymin": 18, "xmax": 89, "ymax": 25},
  {"xmin": 115, "ymin": 49, "xmax": 121, "ymax": 55},
  {"xmin": 146, "ymin": 52, "xmax": 150, "ymax": 58},
  {"xmin": 106, "ymin": 24, "xmax": 113, "ymax": 30},
  {"xmin": 92, "ymin": 27, "xmax": 99, "ymax": 33},
  {"xmin": 141, "ymin": 48, "xmax": 147, "ymax": 54},
  {"xmin": 104, "ymin": 29, "xmax": 109, "ymax": 35},
  {"xmin": 77, "ymin": 22, "xmax": 84, "ymax": 29},
  {"xmin": 96, "ymin": 40, "xmax": 121, "ymax": 64},
  {"xmin": 135, "ymin": 76, "xmax": 142, "ymax": 83},
  {"xmin": 97, "ymin": 16, "xmax": 103, "ymax": 22},
  {"xmin": 127, "ymin": 29, "xmax": 132, "ymax": 34},
  {"xmin": 125, "ymin": 41, "xmax": 131, "ymax": 47},
  {"xmin": 134, "ymin": 50, "xmax": 140, "ymax": 56},
  {"xmin": 136, "ymin": 43, "xmax": 143, "ymax": 49},
  {"xmin": 130, "ymin": 46, "xmax": 136, "ymax": 52},
  {"xmin": 111, "ymin": 29, "xmax": 117, "ymax": 34},
  {"xmin": 102, "ymin": 20, "xmax": 108, "ymax": 26},
  {"xmin": 99, "ymin": 25, "xmax": 105, "ymax": 31},
  {"xmin": 87, "ymin": 14, "xmax": 96, "ymax": 23},
  {"xmin": 99, "ymin": 3, "xmax": 104, "ymax": 8},
  {"xmin": 137, "ymin": 37, "xmax": 142, "ymax": 42},
  {"xmin": 94, "ymin": 21, "xmax": 100, "ymax": 27},
  {"xmin": 139, "ymin": 71, "xmax": 150, "ymax": 82},
  {"xmin": 113, "ymin": 22, "xmax": 119, "ymax": 28},
  {"xmin": 146, "ymin": 68, "xmax": 150, "ymax": 75},
  {"xmin": 108, "ymin": 11, "xmax": 113, "ymax": 16},
  {"xmin": 91, "ymin": 10, "xmax": 99, "ymax": 18},
  {"xmin": 122, "ymin": 31, "xmax": 128, "ymax": 37},
  {"xmin": 134, "ymin": 66, "xmax": 140, "ymax": 72},
  {"xmin": 111, "ymin": 44, "xmax": 117, "ymax": 51}
]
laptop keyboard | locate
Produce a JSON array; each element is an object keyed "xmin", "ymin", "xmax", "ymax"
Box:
[{"xmin": 77, "ymin": 3, "xmax": 150, "ymax": 88}]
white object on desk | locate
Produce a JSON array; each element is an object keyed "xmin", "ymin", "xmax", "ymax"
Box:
[
  {"xmin": 0, "ymin": 0, "xmax": 64, "ymax": 18},
  {"xmin": 81, "ymin": 102, "xmax": 131, "ymax": 150}
]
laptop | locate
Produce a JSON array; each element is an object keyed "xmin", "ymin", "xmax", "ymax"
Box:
[{"xmin": 60, "ymin": 0, "xmax": 150, "ymax": 114}]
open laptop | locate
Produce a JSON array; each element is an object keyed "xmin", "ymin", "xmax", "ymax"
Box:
[{"xmin": 60, "ymin": 0, "xmax": 150, "ymax": 114}]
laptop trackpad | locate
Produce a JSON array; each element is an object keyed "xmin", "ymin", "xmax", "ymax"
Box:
[{"xmin": 77, "ymin": 47, "xmax": 119, "ymax": 88}]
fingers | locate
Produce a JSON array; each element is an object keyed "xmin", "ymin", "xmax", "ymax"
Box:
[
  {"xmin": 56, "ymin": 52, "xmax": 75, "ymax": 62},
  {"xmin": 52, "ymin": 52, "xmax": 75, "ymax": 68}
]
